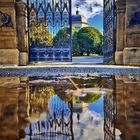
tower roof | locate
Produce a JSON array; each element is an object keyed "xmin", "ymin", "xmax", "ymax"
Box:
[{"xmin": 72, "ymin": 8, "xmax": 88, "ymax": 24}]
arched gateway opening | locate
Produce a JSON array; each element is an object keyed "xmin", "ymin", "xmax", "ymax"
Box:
[{"xmin": 26, "ymin": 0, "xmax": 116, "ymax": 63}]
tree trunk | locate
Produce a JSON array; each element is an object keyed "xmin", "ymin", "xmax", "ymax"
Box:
[{"xmin": 87, "ymin": 51, "xmax": 90, "ymax": 56}]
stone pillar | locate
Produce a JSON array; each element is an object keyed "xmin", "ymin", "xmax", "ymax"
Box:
[
  {"xmin": 0, "ymin": 0, "xmax": 19, "ymax": 65},
  {"xmin": 124, "ymin": 0, "xmax": 140, "ymax": 65},
  {"xmin": 16, "ymin": 1, "xmax": 28, "ymax": 66},
  {"xmin": 115, "ymin": 0, "xmax": 126, "ymax": 65}
]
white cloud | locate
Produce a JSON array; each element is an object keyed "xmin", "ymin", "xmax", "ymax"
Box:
[
  {"xmin": 73, "ymin": 110, "xmax": 104, "ymax": 140},
  {"xmin": 72, "ymin": 0, "xmax": 103, "ymax": 18}
]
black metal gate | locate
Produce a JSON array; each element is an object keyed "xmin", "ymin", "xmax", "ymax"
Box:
[
  {"xmin": 27, "ymin": 0, "xmax": 72, "ymax": 62},
  {"xmin": 103, "ymin": 0, "xmax": 116, "ymax": 63}
]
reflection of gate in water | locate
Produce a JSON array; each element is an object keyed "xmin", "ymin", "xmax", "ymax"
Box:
[
  {"xmin": 25, "ymin": 85, "xmax": 74, "ymax": 139},
  {"xmin": 104, "ymin": 92, "xmax": 116, "ymax": 140},
  {"xmin": 27, "ymin": 0, "xmax": 72, "ymax": 62}
]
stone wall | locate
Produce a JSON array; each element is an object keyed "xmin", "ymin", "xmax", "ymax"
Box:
[
  {"xmin": 0, "ymin": 77, "xmax": 30, "ymax": 139},
  {"xmin": 124, "ymin": 0, "xmax": 140, "ymax": 65},
  {"xmin": 115, "ymin": 0, "xmax": 140, "ymax": 66},
  {"xmin": 0, "ymin": 0, "xmax": 28, "ymax": 66},
  {"xmin": 0, "ymin": 0, "xmax": 19, "ymax": 65}
]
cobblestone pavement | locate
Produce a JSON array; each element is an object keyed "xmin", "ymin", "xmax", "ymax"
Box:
[{"xmin": 0, "ymin": 64, "xmax": 140, "ymax": 76}]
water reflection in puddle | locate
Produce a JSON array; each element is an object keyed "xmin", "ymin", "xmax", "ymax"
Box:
[{"xmin": 0, "ymin": 75, "xmax": 140, "ymax": 140}]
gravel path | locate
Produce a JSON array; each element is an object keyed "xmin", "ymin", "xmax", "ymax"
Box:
[{"xmin": 0, "ymin": 64, "xmax": 140, "ymax": 77}]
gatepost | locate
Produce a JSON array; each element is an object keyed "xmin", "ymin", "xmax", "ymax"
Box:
[{"xmin": 0, "ymin": 0, "xmax": 19, "ymax": 65}]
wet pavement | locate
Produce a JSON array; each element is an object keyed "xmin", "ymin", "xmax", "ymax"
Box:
[
  {"xmin": 0, "ymin": 64, "xmax": 140, "ymax": 76},
  {"xmin": 0, "ymin": 75, "xmax": 140, "ymax": 140}
]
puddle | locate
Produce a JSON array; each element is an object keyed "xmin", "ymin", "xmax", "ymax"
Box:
[{"xmin": 0, "ymin": 75, "xmax": 140, "ymax": 140}]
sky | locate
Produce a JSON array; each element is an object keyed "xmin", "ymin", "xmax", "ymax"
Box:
[
  {"xmin": 72, "ymin": 0, "xmax": 103, "ymax": 32},
  {"xmin": 72, "ymin": 0, "xmax": 103, "ymax": 18}
]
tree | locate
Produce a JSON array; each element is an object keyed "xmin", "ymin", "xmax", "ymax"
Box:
[
  {"xmin": 53, "ymin": 27, "xmax": 77, "ymax": 47},
  {"xmin": 72, "ymin": 31, "xmax": 80, "ymax": 56},
  {"xmin": 53, "ymin": 26, "xmax": 103, "ymax": 56},
  {"xmin": 30, "ymin": 22, "xmax": 53, "ymax": 46},
  {"xmin": 77, "ymin": 27, "xmax": 103, "ymax": 56}
]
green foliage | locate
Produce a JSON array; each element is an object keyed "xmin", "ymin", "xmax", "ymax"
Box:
[
  {"xmin": 53, "ymin": 27, "xmax": 77, "ymax": 46},
  {"xmin": 30, "ymin": 22, "xmax": 53, "ymax": 46},
  {"xmin": 72, "ymin": 31, "xmax": 81, "ymax": 56},
  {"xmin": 53, "ymin": 26, "xmax": 103, "ymax": 55},
  {"xmin": 30, "ymin": 86, "xmax": 55, "ymax": 113},
  {"xmin": 76, "ymin": 27, "xmax": 103, "ymax": 56},
  {"xmin": 79, "ymin": 93, "xmax": 101, "ymax": 103}
]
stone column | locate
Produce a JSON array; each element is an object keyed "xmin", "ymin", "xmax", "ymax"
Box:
[
  {"xmin": 0, "ymin": 0, "xmax": 19, "ymax": 65},
  {"xmin": 115, "ymin": 0, "xmax": 126, "ymax": 65},
  {"xmin": 124, "ymin": 0, "xmax": 140, "ymax": 65},
  {"xmin": 16, "ymin": 1, "xmax": 28, "ymax": 66}
]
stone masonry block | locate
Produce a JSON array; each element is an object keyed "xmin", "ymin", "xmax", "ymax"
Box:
[
  {"xmin": 19, "ymin": 52, "xmax": 28, "ymax": 66},
  {"xmin": 115, "ymin": 51, "xmax": 123, "ymax": 65},
  {"xmin": 124, "ymin": 47, "xmax": 140, "ymax": 66},
  {"xmin": 0, "ymin": 49, "xmax": 19, "ymax": 65}
]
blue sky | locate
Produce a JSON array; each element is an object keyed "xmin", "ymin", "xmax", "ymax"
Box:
[{"xmin": 72, "ymin": 0, "xmax": 103, "ymax": 32}]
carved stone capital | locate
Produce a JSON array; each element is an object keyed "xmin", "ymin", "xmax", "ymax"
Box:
[{"xmin": 16, "ymin": 1, "xmax": 27, "ymax": 16}]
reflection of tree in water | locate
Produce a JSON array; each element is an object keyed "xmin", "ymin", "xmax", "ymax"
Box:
[
  {"xmin": 71, "ymin": 77, "xmax": 104, "ymax": 89},
  {"xmin": 29, "ymin": 85, "xmax": 54, "ymax": 115},
  {"xmin": 79, "ymin": 93, "xmax": 101, "ymax": 103}
]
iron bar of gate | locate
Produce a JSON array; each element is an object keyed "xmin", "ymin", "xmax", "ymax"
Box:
[{"xmin": 69, "ymin": 0, "xmax": 72, "ymax": 62}]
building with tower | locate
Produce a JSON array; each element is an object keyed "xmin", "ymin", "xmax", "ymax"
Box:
[{"xmin": 72, "ymin": 7, "xmax": 89, "ymax": 30}]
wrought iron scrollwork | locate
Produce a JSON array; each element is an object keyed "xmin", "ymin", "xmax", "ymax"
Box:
[
  {"xmin": 130, "ymin": 11, "xmax": 140, "ymax": 25},
  {"xmin": 0, "ymin": 11, "xmax": 13, "ymax": 27}
]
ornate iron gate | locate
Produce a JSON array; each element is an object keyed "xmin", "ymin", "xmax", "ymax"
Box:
[
  {"xmin": 103, "ymin": 0, "xmax": 116, "ymax": 63},
  {"xmin": 27, "ymin": 0, "xmax": 72, "ymax": 62}
]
